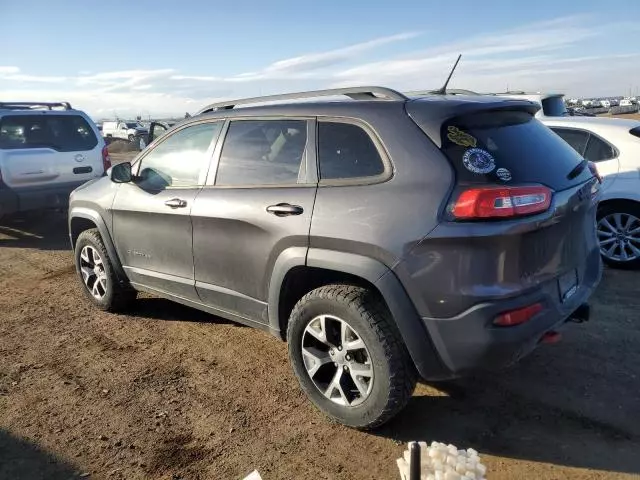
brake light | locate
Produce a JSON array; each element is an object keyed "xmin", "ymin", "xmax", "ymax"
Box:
[
  {"xmin": 452, "ymin": 185, "xmax": 552, "ymax": 219},
  {"xmin": 494, "ymin": 303, "xmax": 543, "ymax": 327},
  {"xmin": 102, "ymin": 145, "xmax": 112, "ymax": 173}
]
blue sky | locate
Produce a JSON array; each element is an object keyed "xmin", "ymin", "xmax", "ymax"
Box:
[{"xmin": 1, "ymin": 0, "xmax": 640, "ymax": 118}]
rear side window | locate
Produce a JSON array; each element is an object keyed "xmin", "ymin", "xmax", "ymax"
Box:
[
  {"xmin": 552, "ymin": 128, "xmax": 590, "ymax": 155},
  {"xmin": 216, "ymin": 119, "xmax": 307, "ymax": 186},
  {"xmin": 0, "ymin": 114, "xmax": 98, "ymax": 151},
  {"xmin": 318, "ymin": 122, "xmax": 385, "ymax": 180},
  {"xmin": 584, "ymin": 135, "xmax": 616, "ymax": 162},
  {"xmin": 440, "ymin": 111, "xmax": 593, "ymax": 191}
]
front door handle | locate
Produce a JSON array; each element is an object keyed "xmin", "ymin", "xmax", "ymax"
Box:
[
  {"xmin": 266, "ymin": 203, "xmax": 304, "ymax": 216},
  {"xmin": 164, "ymin": 198, "xmax": 187, "ymax": 208}
]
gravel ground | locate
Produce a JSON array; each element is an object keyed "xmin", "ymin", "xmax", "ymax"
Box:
[{"xmin": 1, "ymin": 210, "xmax": 639, "ymax": 480}]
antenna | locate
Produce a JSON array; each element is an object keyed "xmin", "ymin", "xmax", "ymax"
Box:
[{"xmin": 433, "ymin": 54, "xmax": 462, "ymax": 95}]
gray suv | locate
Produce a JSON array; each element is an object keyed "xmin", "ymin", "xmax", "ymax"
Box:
[{"xmin": 69, "ymin": 87, "xmax": 602, "ymax": 428}]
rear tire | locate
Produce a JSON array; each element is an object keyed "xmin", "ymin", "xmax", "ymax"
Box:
[
  {"xmin": 287, "ymin": 284, "xmax": 416, "ymax": 429},
  {"xmin": 74, "ymin": 228, "xmax": 136, "ymax": 312},
  {"xmin": 597, "ymin": 202, "xmax": 640, "ymax": 269}
]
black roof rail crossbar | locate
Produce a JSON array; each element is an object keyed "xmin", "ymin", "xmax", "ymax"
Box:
[
  {"xmin": 197, "ymin": 86, "xmax": 408, "ymax": 114},
  {"xmin": 0, "ymin": 101, "xmax": 73, "ymax": 110}
]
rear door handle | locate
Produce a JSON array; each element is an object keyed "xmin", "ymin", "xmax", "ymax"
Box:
[
  {"xmin": 164, "ymin": 198, "xmax": 187, "ymax": 208},
  {"xmin": 266, "ymin": 203, "xmax": 304, "ymax": 216}
]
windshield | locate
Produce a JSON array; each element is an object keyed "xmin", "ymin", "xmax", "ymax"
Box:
[
  {"xmin": 541, "ymin": 96, "xmax": 568, "ymax": 116},
  {"xmin": 126, "ymin": 122, "xmax": 140, "ymax": 129}
]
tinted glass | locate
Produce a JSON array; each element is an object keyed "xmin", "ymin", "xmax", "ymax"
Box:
[
  {"xmin": 584, "ymin": 135, "xmax": 616, "ymax": 162},
  {"xmin": 541, "ymin": 97, "xmax": 568, "ymax": 117},
  {"xmin": 318, "ymin": 122, "xmax": 385, "ymax": 180},
  {"xmin": 441, "ymin": 111, "xmax": 592, "ymax": 191},
  {"xmin": 552, "ymin": 128, "xmax": 590, "ymax": 156},
  {"xmin": 137, "ymin": 122, "xmax": 221, "ymax": 190},
  {"xmin": 0, "ymin": 114, "xmax": 98, "ymax": 151},
  {"xmin": 216, "ymin": 120, "xmax": 307, "ymax": 186}
]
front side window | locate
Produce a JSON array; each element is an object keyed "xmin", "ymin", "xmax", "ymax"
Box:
[
  {"xmin": 215, "ymin": 119, "xmax": 307, "ymax": 186},
  {"xmin": 137, "ymin": 122, "xmax": 221, "ymax": 190},
  {"xmin": 552, "ymin": 128, "xmax": 590, "ymax": 156},
  {"xmin": 318, "ymin": 122, "xmax": 385, "ymax": 180}
]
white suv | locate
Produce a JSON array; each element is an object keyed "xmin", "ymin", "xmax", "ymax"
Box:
[
  {"xmin": 542, "ymin": 116, "xmax": 640, "ymax": 269},
  {"xmin": 0, "ymin": 102, "xmax": 109, "ymax": 218}
]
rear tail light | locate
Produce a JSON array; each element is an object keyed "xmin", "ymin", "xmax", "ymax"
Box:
[
  {"xmin": 102, "ymin": 145, "xmax": 112, "ymax": 173},
  {"xmin": 494, "ymin": 302, "xmax": 543, "ymax": 327},
  {"xmin": 452, "ymin": 185, "xmax": 552, "ymax": 220}
]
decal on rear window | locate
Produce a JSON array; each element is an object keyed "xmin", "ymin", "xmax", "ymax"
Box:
[
  {"xmin": 462, "ymin": 148, "xmax": 495, "ymax": 174},
  {"xmin": 496, "ymin": 167, "xmax": 512, "ymax": 181},
  {"xmin": 447, "ymin": 126, "xmax": 477, "ymax": 147}
]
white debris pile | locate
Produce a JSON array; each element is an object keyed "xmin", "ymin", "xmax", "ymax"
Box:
[{"xmin": 397, "ymin": 441, "xmax": 488, "ymax": 480}]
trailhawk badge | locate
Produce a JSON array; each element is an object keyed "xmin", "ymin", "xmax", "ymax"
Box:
[{"xmin": 462, "ymin": 148, "xmax": 495, "ymax": 174}]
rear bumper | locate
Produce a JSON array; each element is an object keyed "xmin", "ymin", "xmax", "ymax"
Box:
[
  {"xmin": 0, "ymin": 181, "xmax": 87, "ymax": 216},
  {"xmin": 420, "ymin": 248, "xmax": 602, "ymax": 377}
]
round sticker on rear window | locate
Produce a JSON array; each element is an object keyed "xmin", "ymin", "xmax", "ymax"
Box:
[
  {"xmin": 462, "ymin": 148, "xmax": 495, "ymax": 174},
  {"xmin": 496, "ymin": 167, "xmax": 512, "ymax": 181}
]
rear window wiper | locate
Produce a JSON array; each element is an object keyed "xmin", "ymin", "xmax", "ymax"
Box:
[{"xmin": 567, "ymin": 159, "xmax": 588, "ymax": 180}]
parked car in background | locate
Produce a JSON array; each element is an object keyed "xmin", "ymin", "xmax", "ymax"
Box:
[
  {"xmin": 0, "ymin": 102, "xmax": 109, "ymax": 219},
  {"xmin": 543, "ymin": 116, "xmax": 640, "ymax": 268},
  {"xmin": 102, "ymin": 121, "xmax": 148, "ymax": 142},
  {"xmin": 69, "ymin": 86, "xmax": 600, "ymax": 428},
  {"xmin": 493, "ymin": 92, "xmax": 569, "ymax": 118},
  {"xmin": 620, "ymin": 99, "xmax": 633, "ymax": 107}
]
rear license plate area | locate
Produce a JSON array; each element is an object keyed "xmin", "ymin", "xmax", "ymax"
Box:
[{"xmin": 558, "ymin": 269, "xmax": 578, "ymax": 303}]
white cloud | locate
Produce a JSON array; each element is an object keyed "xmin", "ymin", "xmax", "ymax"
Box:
[
  {"xmin": 0, "ymin": 66, "xmax": 20, "ymax": 75},
  {"xmin": 330, "ymin": 17, "xmax": 640, "ymax": 95},
  {"xmin": 2, "ymin": 18, "xmax": 639, "ymax": 118}
]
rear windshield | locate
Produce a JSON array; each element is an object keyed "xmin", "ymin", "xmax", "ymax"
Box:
[
  {"xmin": 441, "ymin": 110, "xmax": 593, "ymax": 191},
  {"xmin": 541, "ymin": 96, "xmax": 568, "ymax": 117},
  {"xmin": 0, "ymin": 114, "xmax": 98, "ymax": 151}
]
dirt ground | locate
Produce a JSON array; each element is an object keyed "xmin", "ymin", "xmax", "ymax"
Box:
[{"xmin": 1, "ymin": 209, "xmax": 639, "ymax": 480}]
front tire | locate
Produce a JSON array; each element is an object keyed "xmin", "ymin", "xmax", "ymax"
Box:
[
  {"xmin": 74, "ymin": 229, "xmax": 136, "ymax": 312},
  {"xmin": 128, "ymin": 134, "xmax": 135, "ymax": 142},
  {"xmin": 597, "ymin": 202, "xmax": 640, "ymax": 269},
  {"xmin": 287, "ymin": 284, "xmax": 416, "ymax": 429}
]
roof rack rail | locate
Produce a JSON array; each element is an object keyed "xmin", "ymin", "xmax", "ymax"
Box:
[
  {"xmin": 0, "ymin": 101, "xmax": 73, "ymax": 111},
  {"xmin": 407, "ymin": 88, "xmax": 480, "ymax": 96},
  {"xmin": 197, "ymin": 86, "xmax": 407, "ymax": 114}
]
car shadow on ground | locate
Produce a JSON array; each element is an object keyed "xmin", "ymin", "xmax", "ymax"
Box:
[
  {"xmin": 130, "ymin": 296, "xmax": 242, "ymax": 328},
  {"xmin": 0, "ymin": 429, "xmax": 79, "ymax": 480},
  {"xmin": 0, "ymin": 210, "xmax": 69, "ymax": 251},
  {"xmin": 376, "ymin": 376, "xmax": 640, "ymax": 476}
]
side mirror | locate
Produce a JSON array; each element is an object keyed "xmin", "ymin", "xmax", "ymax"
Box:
[{"xmin": 110, "ymin": 161, "xmax": 133, "ymax": 183}]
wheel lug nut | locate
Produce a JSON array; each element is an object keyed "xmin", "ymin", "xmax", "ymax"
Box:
[
  {"xmin": 345, "ymin": 355, "xmax": 351, "ymax": 361},
  {"xmin": 329, "ymin": 349, "xmax": 334, "ymax": 355},
  {"xmin": 338, "ymin": 346, "xmax": 342, "ymax": 351},
  {"xmin": 343, "ymin": 365, "xmax": 349, "ymax": 371},
  {"xmin": 334, "ymin": 362, "xmax": 338, "ymax": 367}
]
